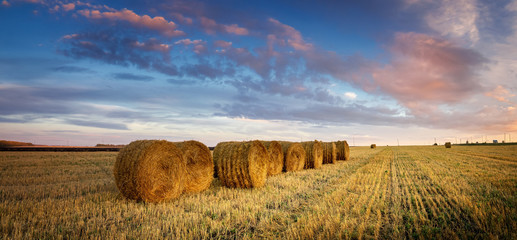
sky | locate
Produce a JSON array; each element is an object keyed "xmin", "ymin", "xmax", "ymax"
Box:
[{"xmin": 1, "ymin": 0, "xmax": 516, "ymax": 147}]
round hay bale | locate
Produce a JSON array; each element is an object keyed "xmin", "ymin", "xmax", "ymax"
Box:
[
  {"xmin": 335, "ymin": 140, "xmax": 350, "ymax": 161},
  {"xmin": 278, "ymin": 142, "xmax": 305, "ymax": 172},
  {"xmin": 173, "ymin": 140, "xmax": 213, "ymax": 193},
  {"xmin": 301, "ymin": 141, "xmax": 323, "ymax": 169},
  {"xmin": 370, "ymin": 144, "xmax": 377, "ymax": 149},
  {"xmin": 113, "ymin": 140, "xmax": 186, "ymax": 203},
  {"xmin": 213, "ymin": 141, "xmax": 269, "ymax": 188},
  {"xmin": 321, "ymin": 142, "xmax": 337, "ymax": 164},
  {"xmin": 445, "ymin": 142, "xmax": 452, "ymax": 148},
  {"xmin": 261, "ymin": 141, "xmax": 284, "ymax": 176}
]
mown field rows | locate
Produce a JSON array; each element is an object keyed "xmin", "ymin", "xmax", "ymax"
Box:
[{"xmin": 1, "ymin": 145, "xmax": 516, "ymax": 239}]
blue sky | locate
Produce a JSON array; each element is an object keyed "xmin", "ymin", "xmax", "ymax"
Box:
[{"xmin": 1, "ymin": 0, "xmax": 516, "ymax": 146}]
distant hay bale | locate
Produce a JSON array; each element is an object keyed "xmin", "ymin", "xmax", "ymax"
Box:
[
  {"xmin": 173, "ymin": 140, "xmax": 213, "ymax": 194},
  {"xmin": 301, "ymin": 141, "xmax": 323, "ymax": 169},
  {"xmin": 261, "ymin": 141, "xmax": 284, "ymax": 176},
  {"xmin": 445, "ymin": 142, "xmax": 452, "ymax": 148},
  {"xmin": 278, "ymin": 142, "xmax": 305, "ymax": 171},
  {"xmin": 113, "ymin": 140, "xmax": 186, "ymax": 203},
  {"xmin": 371, "ymin": 144, "xmax": 377, "ymax": 149},
  {"xmin": 321, "ymin": 142, "xmax": 337, "ymax": 164},
  {"xmin": 335, "ymin": 140, "xmax": 350, "ymax": 161},
  {"xmin": 213, "ymin": 141, "xmax": 269, "ymax": 188}
]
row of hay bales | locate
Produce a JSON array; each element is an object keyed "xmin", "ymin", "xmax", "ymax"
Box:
[{"xmin": 114, "ymin": 139, "xmax": 349, "ymax": 203}]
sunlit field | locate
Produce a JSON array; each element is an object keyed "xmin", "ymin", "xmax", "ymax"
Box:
[{"xmin": 1, "ymin": 145, "xmax": 516, "ymax": 239}]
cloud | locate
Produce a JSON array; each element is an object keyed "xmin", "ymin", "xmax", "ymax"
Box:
[
  {"xmin": 371, "ymin": 32, "xmax": 487, "ymax": 111},
  {"xmin": 214, "ymin": 40, "xmax": 232, "ymax": 48},
  {"xmin": 425, "ymin": 0, "xmax": 480, "ymax": 45},
  {"xmin": 76, "ymin": 8, "xmax": 184, "ymax": 37},
  {"xmin": 61, "ymin": 2, "xmax": 74, "ymax": 11},
  {"xmin": 112, "ymin": 73, "xmax": 154, "ymax": 82},
  {"xmin": 66, "ymin": 119, "xmax": 129, "ymax": 130},
  {"xmin": 268, "ymin": 18, "xmax": 313, "ymax": 51},
  {"xmin": 200, "ymin": 16, "xmax": 249, "ymax": 35},
  {"xmin": 51, "ymin": 65, "xmax": 92, "ymax": 73},
  {"xmin": 485, "ymin": 85, "xmax": 516, "ymax": 104},
  {"xmin": 170, "ymin": 13, "xmax": 193, "ymax": 25},
  {"xmin": 217, "ymin": 100, "xmax": 406, "ymax": 126},
  {"xmin": 2, "ymin": 0, "xmax": 10, "ymax": 7},
  {"xmin": 344, "ymin": 92, "xmax": 357, "ymax": 99}
]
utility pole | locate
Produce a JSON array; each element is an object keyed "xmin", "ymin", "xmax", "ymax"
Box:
[
  {"xmin": 353, "ymin": 136, "xmax": 355, "ymax": 147},
  {"xmin": 397, "ymin": 138, "xmax": 400, "ymax": 147}
]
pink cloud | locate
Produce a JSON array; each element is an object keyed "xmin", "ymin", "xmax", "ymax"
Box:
[
  {"xmin": 171, "ymin": 13, "xmax": 193, "ymax": 25},
  {"xmin": 133, "ymin": 39, "xmax": 171, "ymax": 53},
  {"xmin": 200, "ymin": 16, "xmax": 249, "ymax": 35},
  {"xmin": 371, "ymin": 32, "xmax": 486, "ymax": 109},
  {"xmin": 2, "ymin": 0, "xmax": 10, "ymax": 7},
  {"xmin": 223, "ymin": 24, "xmax": 249, "ymax": 35},
  {"xmin": 62, "ymin": 3, "xmax": 74, "ymax": 11},
  {"xmin": 77, "ymin": 8, "xmax": 184, "ymax": 37},
  {"xmin": 485, "ymin": 85, "xmax": 516, "ymax": 103},
  {"xmin": 268, "ymin": 18, "xmax": 313, "ymax": 51},
  {"xmin": 214, "ymin": 40, "xmax": 232, "ymax": 48}
]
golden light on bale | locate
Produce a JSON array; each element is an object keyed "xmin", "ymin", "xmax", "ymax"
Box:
[
  {"xmin": 173, "ymin": 140, "xmax": 213, "ymax": 194},
  {"xmin": 261, "ymin": 141, "xmax": 284, "ymax": 176},
  {"xmin": 335, "ymin": 140, "xmax": 350, "ymax": 161},
  {"xmin": 301, "ymin": 141, "xmax": 323, "ymax": 169},
  {"xmin": 213, "ymin": 141, "xmax": 269, "ymax": 188},
  {"xmin": 321, "ymin": 142, "xmax": 336, "ymax": 164},
  {"xmin": 445, "ymin": 142, "xmax": 452, "ymax": 148},
  {"xmin": 371, "ymin": 144, "xmax": 377, "ymax": 149},
  {"xmin": 113, "ymin": 140, "xmax": 186, "ymax": 203},
  {"xmin": 278, "ymin": 142, "xmax": 306, "ymax": 172}
]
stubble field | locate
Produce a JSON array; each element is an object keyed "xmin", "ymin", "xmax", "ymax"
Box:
[{"xmin": 1, "ymin": 145, "xmax": 516, "ymax": 239}]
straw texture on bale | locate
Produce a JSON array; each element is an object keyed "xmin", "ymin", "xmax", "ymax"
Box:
[
  {"xmin": 301, "ymin": 141, "xmax": 323, "ymax": 169},
  {"xmin": 371, "ymin": 144, "xmax": 377, "ymax": 149},
  {"xmin": 278, "ymin": 142, "xmax": 305, "ymax": 172},
  {"xmin": 173, "ymin": 140, "xmax": 213, "ymax": 193},
  {"xmin": 321, "ymin": 142, "xmax": 337, "ymax": 164},
  {"xmin": 261, "ymin": 141, "xmax": 284, "ymax": 176},
  {"xmin": 335, "ymin": 140, "xmax": 350, "ymax": 161},
  {"xmin": 113, "ymin": 140, "xmax": 186, "ymax": 203},
  {"xmin": 213, "ymin": 141, "xmax": 269, "ymax": 188},
  {"xmin": 445, "ymin": 142, "xmax": 452, "ymax": 148}
]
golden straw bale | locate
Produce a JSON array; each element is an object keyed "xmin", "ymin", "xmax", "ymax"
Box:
[
  {"xmin": 335, "ymin": 140, "xmax": 350, "ymax": 161},
  {"xmin": 321, "ymin": 142, "xmax": 337, "ymax": 164},
  {"xmin": 261, "ymin": 141, "xmax": 284, "ymax": 176},
  {"xmin": 370, "ymin": 144, "xmax": 377, "ymax": 149},
  {"xmin": 213, "ymin": 141, "xmax": 269, "ymax": 188},
  {"xmin": 173, "ymin": 140, "xmax": 213, "ymax": 193},
  {"xmin": 445, "ymin": 142, "xmax": 452, "ymax": 148},
  {"xmin": 113, "ymin": 140, "xmax": 186, "ymax": 203},
  {"xmin": 301, "ymin": 141, "xmax": 323, "ymax": 169},
  {"xmin": 278, "ymin": 142, "xmax": 306, "ymax": 172}
]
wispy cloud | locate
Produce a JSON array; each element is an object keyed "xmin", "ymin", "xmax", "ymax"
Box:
[
  {"xmin": 66, "ymin": 119, "xmax": 129, "ymax": 130},
  {"xmin": 76, "ymin": 8, "xmax": 184, "ymax": 37},
  {"xmin": 371, "ymin": 32, "xmax": 486, "ymax": 111},
  {"xmin": 112, "ymin": 73, "xmax": 154, "ymax": 82}
]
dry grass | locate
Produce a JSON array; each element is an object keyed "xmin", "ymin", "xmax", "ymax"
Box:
[{"xmin": 1, "ymin": 145, "xmax": 516, "ymax": 239}]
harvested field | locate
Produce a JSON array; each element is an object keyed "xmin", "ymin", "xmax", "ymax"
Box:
[{"xmin": 1, "ymin": 145, "xmax": 516, "ymax": 239}]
